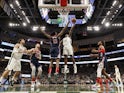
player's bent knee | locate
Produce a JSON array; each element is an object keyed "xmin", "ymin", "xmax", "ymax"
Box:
[{"xmin": 38, "ymin": 67, "xmax": 42, "ymax": 73}]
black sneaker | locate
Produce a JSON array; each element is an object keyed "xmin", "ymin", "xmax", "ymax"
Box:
[{"xmin": 10, "ymin": 80, "xmax": 14, "ymax": 86}]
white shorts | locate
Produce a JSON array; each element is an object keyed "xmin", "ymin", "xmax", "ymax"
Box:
[
  {"xmin": 97, "ymin": 62, "xmax": 104, "ymax": 78},
  {"xmin": 6, "ymin": 58, "xmax": 21, "ymax": 71},
  {"xmin": 63, "ymin": 46, "xmax": 73, "ymax": 56}
]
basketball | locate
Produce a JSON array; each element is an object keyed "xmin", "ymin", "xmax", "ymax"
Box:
[
  {"xmin": 57, "ymin": 18, "xmax": 62, "ymax": 24},
  {"xmin": 71, "ymin": 18, "xmax": 76, "ymax": 23}
]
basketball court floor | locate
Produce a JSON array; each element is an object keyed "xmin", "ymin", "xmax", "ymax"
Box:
[{"xmin": 0, "ymin": 84, "xmax": 123, "ymax": 93}]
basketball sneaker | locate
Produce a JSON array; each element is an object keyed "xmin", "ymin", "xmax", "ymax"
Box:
[
  {"xmin": 10, "ymin": 80, "xmax": 14, "ymax": 86},
  {"xmin": 36, "ymin": 80, "xmax": 41, "ymax": 87},
  {"xmin": 31, "ymin": 81, "xmax": 35, "ymax": 88},
  {"xmin": 48, "ymin": 74, "xmax": 51, "ymax": 78}
]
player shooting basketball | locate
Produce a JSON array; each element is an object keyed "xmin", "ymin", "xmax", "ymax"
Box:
[
  {"xmin": 40, "ymin": 22, "xmax": 69, "ymax": 78},
  {"xmin": 62, "ymin": 18, "xmax": 77, "ymax": 74}
]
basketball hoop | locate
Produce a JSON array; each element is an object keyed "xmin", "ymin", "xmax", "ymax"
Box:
[
  {"xmin": 57, "ymin": 7, "xmax": 70, "ymax": 16},
  {"xmin": 56, "ymin": 8, "xmax": 70, "ymax": 26}
]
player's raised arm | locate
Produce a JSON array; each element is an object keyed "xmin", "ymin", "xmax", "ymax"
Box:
[
  {"xmin": 57, "ymin": 21, "xmax": 70, "ymax": 37},
  {"xmin": 69, "ymin": 24, "xmax": 75, "ymax": 37},
  {"xmin": 40, "ymin": 27, "xmax": 51, "ymax": 39}
]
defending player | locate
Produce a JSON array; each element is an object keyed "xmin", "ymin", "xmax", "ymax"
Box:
[
  {"xmin": 40, "ymin": 22, "xmax": 69, "ymax": 78},
  {"xmin": 91, "ymin": 41, "xmax": 115, "ymax": 89},
  {"xmin": 62, "ymin": 22, "xmax": 77, "ymax": 74},
  {"xmin": 0, "ymin": 39, "xmax": 27, "ymax": 86},
  {"xmin": 28, "ymin": 43, "xmax": 42, "ymax": 87}
]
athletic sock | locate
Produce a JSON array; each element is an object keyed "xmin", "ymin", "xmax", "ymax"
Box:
[
  {"xmin": 99, "ymin": 78, "xmax": 103, "ymax": 86},
  {"xmin": 105, "ymin": 79, "xmax": 109, "ymax": 88},
  {"xmin": 55, "ymin": 67, "xmax": 59, "ymax": 74},
  {"xmin": 96, "ymin": 77, "xmax": 100, "ymax": 84},
  {"xmin": 48, "ymin": 67, "xmax": 52, "ymax": 75}
]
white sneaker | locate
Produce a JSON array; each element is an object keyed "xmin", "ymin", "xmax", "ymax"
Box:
[
  {"xmin": 48, "ymin": 74, "xmax": 51, "ymax": 78},
  {"xmin": 92, "ymin": 83, "xmax": 100, "ymax": 88},
  {"xmin": 36, "ymin": 81, "xmax": 41, "ymax": 87},
  {"xmin": 74, "ymin": 64, "xmax": 77, "ymax": 74},
  {"xmin": 54, "ymin": 72, "xmax": 59, "ymax": 75},
  {"xmin": 31, "ymin": 81, "xmax": 35, "ymax": 88}
]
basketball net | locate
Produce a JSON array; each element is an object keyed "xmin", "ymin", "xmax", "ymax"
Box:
[{"xmin": 57, "ymin": 8, "xmax": 70, "ymax": 26}]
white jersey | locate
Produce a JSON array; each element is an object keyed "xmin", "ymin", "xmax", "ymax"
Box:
[
  {"xmin": 6, "ymin": 44, "xmax": 26, "ymax": 71},
  {"xmin": 11, "ymin": 44, "xmax": 26, "ymax": 60},
  {"xmin": 115, "ymin": 67, "xmax": 120, "ymax": 76},
  {"xmin": 62, "ymin": 36, "xmax": 72, "ymax": 47}
]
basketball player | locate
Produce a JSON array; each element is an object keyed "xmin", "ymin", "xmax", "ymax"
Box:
[
  {"xmin": 114, "ymin": 65, "xmax": 122, "ymax": 86},
  {"xmin": 91, "ymin": 41, "xmax": 115, "ymax": 89},
  {"xmin": 0, "ymin": 39, "xmax": 27, "ymax": 86},
  {"xmin": 29, "ymin": 43, "xmax": 42, "ymax": 87},
  {"xmin": 62, "ymin": 23, "xmax": 77, "ymax": 74},
  {"xmin": 40, "ymin": 22, "xmax": 69, "ymax": 78}
]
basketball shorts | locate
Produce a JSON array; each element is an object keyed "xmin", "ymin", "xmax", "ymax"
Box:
[
  {"xmin": 63, "ymin": 45, "xmax": 73, "ymax": 56},
  {"xmin": 50, "ymin": 47, "xmax": 60, "ymax": 59},
  {"xmin": 31, "ymin": 60, "xmax": 40, "ymax": 68},
  {"xmin": 6, "ymin": 58, "xmax": 21, "ymax": 71}
]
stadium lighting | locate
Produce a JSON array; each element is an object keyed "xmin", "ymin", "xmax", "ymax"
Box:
[
  {"xmin": 112, "ymin": 0, "xmax": 117, "ymax": 6},
  {"xmin": 106, "ymin": 11, "xmax": 110, "ymax": 15},
  {"xmin": 9, "ymin": 22, "xmax": 20, "ymax": 27},
  {"xmin": 22, "ymin": 22, "xmax": 27, "ymax": 27},
  {"xmin": 105, "ymin": 22, "xmax": 110, "ymax": 27},
  {"xmin": 22, "ymin": 11, "xmax": 26, "ymax": 16},
  {"xmin": 15, "ymin": 0, "xmax": 20, "ymax": 6},
  {"xmin": 25, "ymin": 16, "xmax": 30, "ymax": 23},
  {"xmin": 13, "ymin": 10, "xmax": 17, "ymax": 14},
  {"xmin": 87, "ymin": 26, "xmax": 92, "ymax": 31},
  {"xmin": 119, "ymin": 4, "xmax": 122, "ymax": 8},
  {"xmin": 17, "ymin": 15, "xmax": 20, "ymax": 18},
  {"xmin": 112, "ymin": 23, "xmax": 123, "ymax": 27},
  {"xmin": 112, "ymin": 15, "xmax": 115, "ymax": 18},
  {"xmin": 32, "ymin": 26, "xmax": 39, "ymax": 31},
  {"xmin": 93, "ymin": 26, "xmax": 100, "ymax": 31},
  {"xmin": 40, "ymin": 26, "xmax": 46, "ymax": 31},
  {"xmin": 9, "ymin": 23, "xmax": 13, "ymax": 27},
  {"xmin": 101, "ymin": 18, "xmax": 105, "ymax": 24},
  {"xmin": 120, "ymin": 23, "xmax": 123, "ymax": 26},
  {"xmin": 10, "ymin": 4, "xmax": 14, "ymax": 9}
]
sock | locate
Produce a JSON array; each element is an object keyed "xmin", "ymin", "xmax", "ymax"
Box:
[
  {"xmin": 96, "ymin": 77, "xmax": 100, "ymax": 84},
  {"xmin": 55, "ymin": 67, "xmax": 59, "ymax": 73},
  {"xmin": 99, "ymin": 78, "xmax": 103, "ymax": 87},
  {"xmin": 105, "ymin": 79, "xmax": 109, "ymax": 88},
  {"xmin": 48, "ymin": 67, "xmax": 52, "ymax": 74},
  {"xmin": 64, "ymin": 65, "xmax": 67, "ymax": 70}
]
